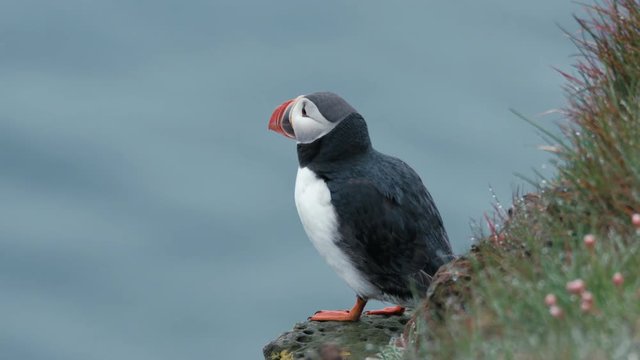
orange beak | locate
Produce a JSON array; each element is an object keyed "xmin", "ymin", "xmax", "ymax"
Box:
[{"xmin": 268, "ymin": 98, "xmax": 296, "ymax": 139}]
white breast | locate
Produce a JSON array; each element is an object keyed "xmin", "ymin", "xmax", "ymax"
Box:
[{"xmin": 294, "ymin": 167, "xmax": 379, "ymax": 298}]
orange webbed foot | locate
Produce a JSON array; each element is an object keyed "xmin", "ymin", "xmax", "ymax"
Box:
[
  {"xmin": 308, "ymin": 297, "xmax": 367, "ymax": 322},
  {"xmin": 309, "ymin": 310, "xmax": 358, "ymax": 322},
  {"xmin": 365, "ymin": 305, "xmax": 405, "ymax": 316}
]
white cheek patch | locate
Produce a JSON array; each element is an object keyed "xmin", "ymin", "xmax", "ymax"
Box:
[
  {"xmin": 292, "ymin": 116, "xmax": 337, "ymax": 144},
  {"xmin": 291, "ymin": 100, "xmax": 338, "ymax": 144}
]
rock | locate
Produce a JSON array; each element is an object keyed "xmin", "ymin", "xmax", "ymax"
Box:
[{"xmin": 263, "ymin": 314, "xmax": 410, "ymax": 360}]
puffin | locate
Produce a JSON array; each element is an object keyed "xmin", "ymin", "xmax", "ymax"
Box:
[{"xmin": 268, "ymin": 92, "xmax": 454, "ymax": 321}]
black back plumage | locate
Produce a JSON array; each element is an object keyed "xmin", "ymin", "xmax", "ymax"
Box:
[{"xmin": 297, "ymin": 113, "xmax": 454, "ymax": 301}]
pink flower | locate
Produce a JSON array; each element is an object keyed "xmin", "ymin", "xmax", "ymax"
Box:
[
  {"xmin": 580, "ymin": 300, "xmax": 592, "ymax": 313},
  {"xmin": 544, "ymin": 293, "xmax": 558, "ymax": 306},
  {"xmin": 544, "ymin": 293, "xmax": 557, "ymax": 306},
  {"xmin": 632, "ymin": 213, "xmax": 640, "ymax": 228},
  {"xmin": 612, "ymin": 272, "xmax": 624, "ymax": 286},
  {"xmin": 566, "ymin": 279, "xmax": 586, "ymax": 294},
  {"xmin": 581, "ymin": 291, "xmax": 593, "ymax": 304},
  {"xmin": 549, "ymin": 305, "xmax": 563, "ymax": 318},
  {"xmin": 583, "ymin": 234, "xmax": 596, "ymax": 250}
]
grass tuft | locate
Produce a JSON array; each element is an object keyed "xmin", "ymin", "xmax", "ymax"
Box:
[{"xmin": 402, "ymin": 1, "xmax": 640, "ymax": 358}]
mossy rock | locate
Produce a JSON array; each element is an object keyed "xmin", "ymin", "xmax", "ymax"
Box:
[{"xmin": 263, "ymin": 314, "xmax": 410, "ymax": 359}]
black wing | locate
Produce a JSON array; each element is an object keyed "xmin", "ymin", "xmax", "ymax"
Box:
[{"xmin": 326, "ymin": 154, "xmax": 453, "ymax": 298}]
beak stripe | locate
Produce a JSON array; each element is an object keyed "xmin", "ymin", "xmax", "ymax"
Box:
[{"xmin": 269, "ymin": 98, "xmax": 296, "ymax": 138}]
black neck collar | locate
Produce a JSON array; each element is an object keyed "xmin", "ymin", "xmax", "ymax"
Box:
[{"xmin": 296, "ymin": 113, "xmax": 372, "ymax": 168}]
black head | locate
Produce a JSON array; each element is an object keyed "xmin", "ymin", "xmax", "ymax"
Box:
[
  {"xmin": 268, "ymin": 92, "xmax": 359, "ymax": 143},
  {"xmin": 269, "ymin": 92, "xmax": 372, "ymax": 166},
  {"xmin": 304, "ymin": 92, "xmax": 357, "ymax": 124}
]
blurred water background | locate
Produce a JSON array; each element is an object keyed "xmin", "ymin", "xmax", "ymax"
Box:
[{"xmin": 1, "ymin": 1, "xmax": 590, "ymax": 358}]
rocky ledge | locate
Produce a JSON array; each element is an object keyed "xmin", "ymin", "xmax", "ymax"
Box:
[{"xmin": 263, "ymin": 313, "xmax": 410, "ymax": 360}]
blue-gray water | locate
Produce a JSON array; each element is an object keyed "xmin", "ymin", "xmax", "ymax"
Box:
[{"xmin": 1, "ymin": 1, "xmax": 589, "ymax": 359}]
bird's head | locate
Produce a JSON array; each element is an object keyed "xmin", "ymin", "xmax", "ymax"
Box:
[{"xmin": 268, "ymin": 92, "xmax": 357, "ymax": 144}]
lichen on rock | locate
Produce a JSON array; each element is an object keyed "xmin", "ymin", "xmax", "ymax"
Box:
[{"xmin": 263, "ymin": 314, "xmax": 410, "ymax": 360}]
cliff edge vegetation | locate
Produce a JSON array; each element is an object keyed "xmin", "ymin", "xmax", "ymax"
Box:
[{"xmin": 403, "ymin": 1, "xmax": 640, "ymax": 358}]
